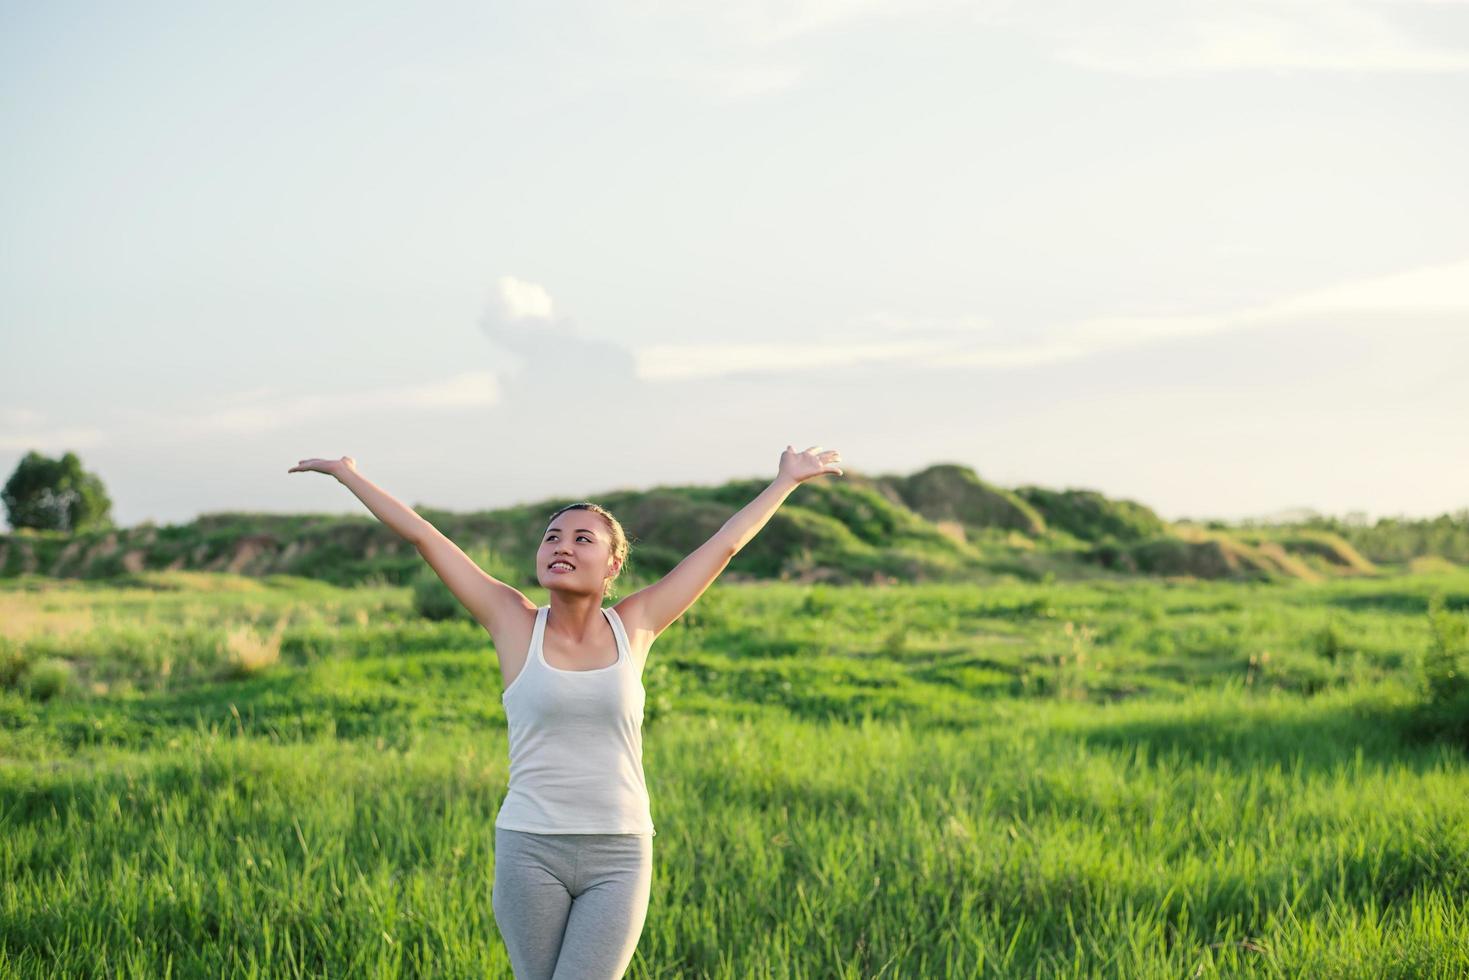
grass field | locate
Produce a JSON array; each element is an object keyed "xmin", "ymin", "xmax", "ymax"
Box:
[{"xmin": 2, "ymin": 570, "xmax": 1467, "ymax": 977}]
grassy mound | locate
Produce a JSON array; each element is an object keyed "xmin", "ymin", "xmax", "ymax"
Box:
[
  {"xmin": 1410, "ymin": 555, "xmax": 1460, "ymax": 575},
  {"xmin": 1092, "ymin": 528, "xmax": 1318, "ymax": 581},
  {"xmin": 1013, "ymin": 486, "xmax": 1166, "ymax": 542},
  {"xmin": 1275, "ymin": 531, "xmax": 1376, "ymax": 574},
  {"xmin": 1232, "ymin": 529, "xmax": 1377, "ymax": 578},
  {"xmin": 879, "ymin": 463, "xmax": 1046, "ymax": 536},
  {"xmin": 591, "ymin": 481, "xmax": 970, "ymax": 585}
]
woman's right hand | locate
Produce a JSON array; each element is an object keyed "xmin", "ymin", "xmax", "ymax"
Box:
[{"xmin": 288, "ymin": 456, "xmax": 357, "ymax": 479}]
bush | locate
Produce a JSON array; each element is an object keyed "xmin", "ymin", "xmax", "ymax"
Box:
[
  {"xmin": 218, "ymin": 622, "xmax": 285, "ymax": 679},
  {"xmin": 412, "ymin": 564, "xmax": 465, "ymax": 622},
  {"xmin": 0, "ymin": 638, "xmax": 28, "ymax": 689},
  {"xmin": 25, "ymin": 657, "xmax": 75, "ymax": 701},
  {"xmin": 1314, "ymin": 620, "xmax": 1348, "ymax": 664},
  {"xmin": 1422, "ymin": 594, "xmax": 1469, "ymax": 704},
  {"xmin": 800, "ymin": 584, "xmax": 837, "ymax": 616},
  {"xmin": 1409, "ymin": 594, "xmax": 1469, "ymax": 750},
  {"xmin": 411, "ymin": 544, "xmax": 521, "ymax": 622}
]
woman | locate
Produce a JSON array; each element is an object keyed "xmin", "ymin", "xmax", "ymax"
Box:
[{"xmin": 288, "ymin": 444, "xmax": 844, "ymax": 978}]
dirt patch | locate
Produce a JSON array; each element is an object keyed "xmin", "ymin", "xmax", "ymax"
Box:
[
  {"xmin": 55, "ymin": 538, "xmax": 86, "ymax": 572},
  {"xmin": 935, "ymin": 521, "xmax": 967, "ymax": 545},
  {"xmin": 84, "ymin": 532, "xmax": 118, "ymax": 565},
  {"xmin": 1096, "ymin": 529, "xmax": 1308, "ymax": 580},
  {"xmin": 1279, "ymin": 531, "xmax": 1376, "ymax": 574},
  {"xmin": 1251, "ymin": 541, "xmax": 1321, "ymax": 582},
  {"xmin": 225, "ymin": 534, "xmax": 279, "ymax": 574},
  {"xmin": 1409, "ymin": 555, "xmax": 1458, "ymax": 575}
]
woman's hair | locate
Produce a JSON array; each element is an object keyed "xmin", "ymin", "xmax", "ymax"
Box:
[{"xmin": 545, "ymin": 502, "xmax": 630, "ymax": 601}]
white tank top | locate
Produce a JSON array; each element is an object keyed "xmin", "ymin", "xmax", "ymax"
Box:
[{"xmin": 494, "ymin": 604, "xmax": 656, "ymax": 836}]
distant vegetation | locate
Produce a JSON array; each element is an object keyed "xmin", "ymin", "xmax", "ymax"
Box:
[
  {"xmin": 3, "ymin": 462, "xmax": 1460, "ymax": 588},
  {"xmin": 2, "ymin": 450, "xmax": 113, "ymax": 534},
  {"xmin": 1294, "ymin": 512, "xmax": 1469, "ymax": 566}
]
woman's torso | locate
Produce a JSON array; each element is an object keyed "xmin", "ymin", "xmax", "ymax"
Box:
[{"xmin": 494, "ymin": 604, "xmax": 656, "ymax": 836}]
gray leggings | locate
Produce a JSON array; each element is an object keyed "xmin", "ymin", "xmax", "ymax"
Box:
[{"xmin": 492, "ymin": 827, "xmax": 653, "ymax": 979}]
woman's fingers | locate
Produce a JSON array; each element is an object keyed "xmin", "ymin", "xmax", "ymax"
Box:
[
  {"xmin": 288, "ymin": 458, "xmax": 333, "ymax": 474},
  {"xmin": 785, "ymin": 445, "xmax": 840, "ymax": 462}
]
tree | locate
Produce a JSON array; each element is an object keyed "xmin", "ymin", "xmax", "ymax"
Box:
[{"xmin": 2, "ymin": 451, "xmax": 114, "ymax": 533}]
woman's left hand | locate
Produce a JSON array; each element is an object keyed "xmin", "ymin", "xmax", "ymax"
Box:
[{"xmin": 779, "ymin": 444, "xmax": 844, "ymax": 485}]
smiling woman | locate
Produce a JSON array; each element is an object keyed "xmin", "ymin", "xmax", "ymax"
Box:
[
  {"xmin": 537, "ymin": 500, "xmax": 630, "ymax": 603},
  {"xmin": 287, "ymin": 443, "xmax": 844, "ymax": 978}
]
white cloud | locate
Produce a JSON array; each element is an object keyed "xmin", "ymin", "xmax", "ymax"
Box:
[
  {"xmin": 919, "ymin": 340, "xmax": 1093, "ymax": 369},
  {"xmin": 0, "ymin": 375, "xmax": 504, "ymax": 451},
  {"xmin": 477, "ymin": 275, "xmax": 640, "ymax": 397},
  {"xmin": 1065, "ymin": 256, "xmax": 1469, "ymax": 347},
  {"xmin": 632, "ymin": 256, "xmax": 1469, "ymax": 379},
  {"xmin": 1275, "ymin": 257, "xmax": 1469, "ymax": 313},
  {"xmin": 846, "ymin": 311, "xmax": 991, "ymax": 338},
  {"xmin": 636, "ymin": 337, "xmax": 970, "ymax": 379},
  {"xmin": 629, "ymin": 0, "xmax": 972, "ymax": 46},
  {"xmin": 497, "ymin": 276, "xmax": 556, "ymax": 322},
  {"xmin": 151, "ymin": 372, "xmax": 503, "ymax": 438},
  {"xmin": 633, "ymin": 309, "xmax": 988, "ymax": 380},
  {"xmin": 1031, "ymin": 1, "xmax": 1469, "ymax": 74},
  {"xmin": 479, "ymin": 276, "xmax": 574, "ymax": 384},
  {"xmin": 0, "ymin": 410, "xmax": 106, "ymax": 453},
  {"xmin": 635, "ymin": 0, "xmax": 1469, "ymax": 75}
]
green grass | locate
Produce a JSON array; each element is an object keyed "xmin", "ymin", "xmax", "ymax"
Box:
[{"xmin": 2, "ymin": 572, "xmax": 1467, "ymax": 977}]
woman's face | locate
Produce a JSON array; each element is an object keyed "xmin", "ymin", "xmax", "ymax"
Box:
[{"xmin": 537, "ymin": 513, "xmax": 618, "ymax": 595}]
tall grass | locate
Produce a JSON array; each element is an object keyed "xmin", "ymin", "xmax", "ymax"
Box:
[{"xmin": 1, "ymin": 573, "xmax": 1467, "ymax": 977}]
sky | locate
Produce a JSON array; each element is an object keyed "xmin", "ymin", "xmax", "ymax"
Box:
[{"xmin": 3, "ymin": 0, "xmax": 1468, "ymax": 529}]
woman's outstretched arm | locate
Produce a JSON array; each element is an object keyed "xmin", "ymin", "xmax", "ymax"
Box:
[
  {"xmin": 616, "ymin": 444, "xmax": 843, "ymax": 646},
  {"xmin": 287, "ymin": 456, "xmax": 531, "ymax": 632},
  {"xmin": 290, "ymin": 456, "xmax": 432, "ymax": 542}
]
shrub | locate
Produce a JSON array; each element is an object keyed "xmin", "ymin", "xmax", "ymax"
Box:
[
  {"xmin": 1408, "ymin": 594, "xmax": 1469, "ymax": 750},
  {"xmin": 1422, "ymin": 593, "xmax": 1469, "ymax": 705},
  {"xmin": 25, "ymin": 657, "xmax": 75, "ymax": 701},
  {"xmin": 800, "ymin": 583, "xmax": 837, "ymax": 616},
  {"xmin": 0, "ymin": 638, "xmax": 28, "ymax": 690},
  {"xmin": 219, "ymin": 622, "xmax": 284, "ymax": 679},
  {"xmin": 1314, "ymin": 621, "xmax": 1348, "ymax": 664},
  {"xmin": 880, "ymin": 622, "xmax": 908, "ymax": 657},
  {"xmin": 410, "ymin": 544, "xmax": 520, "ymax": 622},
  {"xmin": 412, "ymin": 563, "xmax": 467, "ymax": 622}
]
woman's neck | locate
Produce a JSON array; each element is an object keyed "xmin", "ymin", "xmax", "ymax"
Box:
[{"xmin": 546, "ymin": 593, "xmax": 605, "ymax": 642}]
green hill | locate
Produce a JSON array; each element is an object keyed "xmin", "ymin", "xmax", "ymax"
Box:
[
  {"xmin": 0, "ymin": 463, "xmax": 1425, "ymax": 586},
  {"xmin": 1014, "ymin": 486, "xmax": 1165, "ymax": 542},
  {"xmin": 873, "ymin": 463, "xmax": 1046, "ymax": 536}
]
